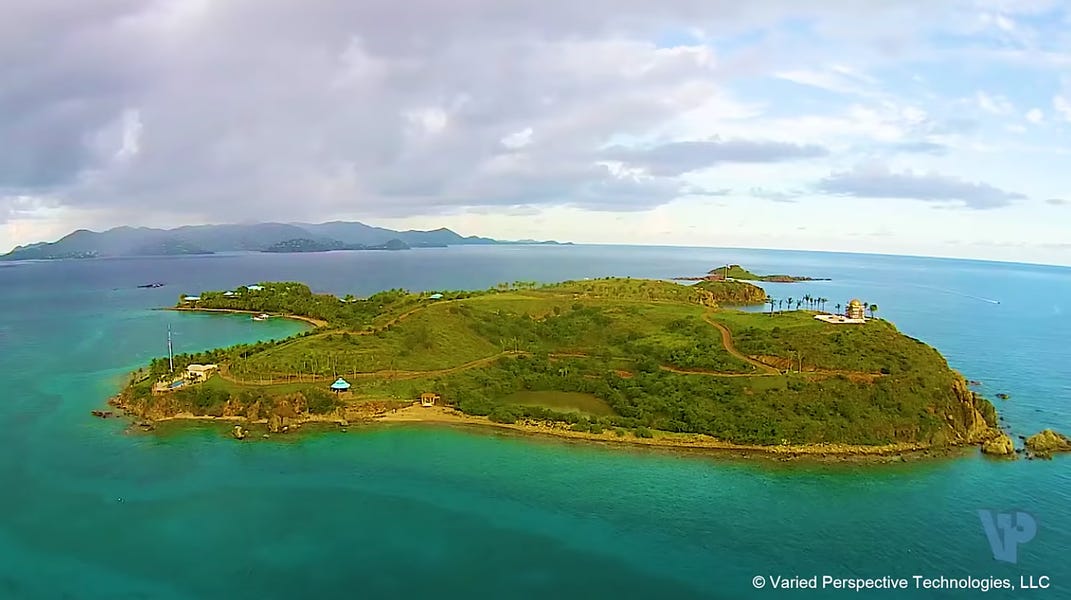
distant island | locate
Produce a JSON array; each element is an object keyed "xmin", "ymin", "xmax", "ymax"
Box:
[
  {"xmin": 106, "ymin": 272, "xmax": 1006, "ymax": 461},
  {"xmin": 262, "ymin": 237, "xmax": 412, "ymax": 253},
  {"xmin": 675, "ymin": 264, "xmax": 831, "ymax": 283},
  {"xmin": 0, "ymin": 221, "xmax": 571, "ymax": 260}
]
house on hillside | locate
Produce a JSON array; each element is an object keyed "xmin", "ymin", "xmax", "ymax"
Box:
[
  {"xmin": 186, "ymin": 364, "xmax": 219, "ymax": 382},
  {"xmin": 420, "ymin": 392, "xmax": 440, "ymax": 407}
]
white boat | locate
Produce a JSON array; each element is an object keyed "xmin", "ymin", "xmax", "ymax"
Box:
[{"xmin": 252, "ymin": 313, "xmax": 270, "ymax": 321}]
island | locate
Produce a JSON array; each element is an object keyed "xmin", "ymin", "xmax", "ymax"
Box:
[
  {"xmin": 262, "ymin": 237, "xmax": 411, "ymax": 253},
  {"xmin": 675, "ymin": 264, "xmax": 831, "ymax": 283},
  {"xmin": 0, "ymin": 221, "xmax": 569, "ymax": 260},
  {"xmin": 108, "ymin": 276, "xmax": 1003, "ymax": 460}
]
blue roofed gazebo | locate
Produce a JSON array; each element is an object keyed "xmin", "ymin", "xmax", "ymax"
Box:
[{"xmin": 330, "ymin": 378, "xmax": 351, "ymax": 393}]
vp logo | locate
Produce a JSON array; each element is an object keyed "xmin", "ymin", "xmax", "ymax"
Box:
[{"xmin": 978, "ymin": 510, "xmax": 1036, "ymax": 564}]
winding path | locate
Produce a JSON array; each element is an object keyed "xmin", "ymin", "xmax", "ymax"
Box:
[{"xmin": 702, "ymin": 314, "xmax": 780, "ymax": 375}]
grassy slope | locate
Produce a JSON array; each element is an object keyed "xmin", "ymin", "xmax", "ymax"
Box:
[
  {"xmin": 117, "ymin": 278, "xmax": 997, "ymax": 448},
  {"xmin": 711, "ymin": 310, "xmax": 933, "ymax": 374}
]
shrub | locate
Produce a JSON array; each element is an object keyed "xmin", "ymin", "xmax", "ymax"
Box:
[
  {"xmin": 634, "ymin": 426, "xmax": 654, "ymax": 438},
  {"xmin": 488, "ymin": 406, "xmax": 519, "ymax": 424}
]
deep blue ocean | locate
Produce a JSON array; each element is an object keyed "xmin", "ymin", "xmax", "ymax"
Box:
[{"xmin": 0, "ymin": 245, "xmax": 1068, "ymax": 599}]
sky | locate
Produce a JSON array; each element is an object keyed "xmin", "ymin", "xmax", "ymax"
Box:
[{"xmin": 2, "ymin": 0, "xmax": 1070, "ymax": 265}]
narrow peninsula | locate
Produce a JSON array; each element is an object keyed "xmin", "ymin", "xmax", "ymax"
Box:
[{"xmin": 108, "ymin": 274, "xmax": 1002, "ymax": 460}]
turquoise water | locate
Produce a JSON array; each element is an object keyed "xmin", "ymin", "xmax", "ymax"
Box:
[{"xmin": 0, "ymin": 246, "xmax": 1068, "ymax": 599}]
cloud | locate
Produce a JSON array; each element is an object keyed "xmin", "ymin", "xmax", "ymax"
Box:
[
  {"xmin": 1046, "ymin": 198, "xmax": 1068, "ymax": 206},
  {"xmin": 1054, "ymin": 95, "xmax": 1071, "ymax": 122},
  {"xmin": 603, "ymin": 137, "xmax": 828, "ymax": 176},
  {"xmin": 885, "ymin": 141, "xmax": 947, "ymax": 155},
  {"xmin": 0, "ymin": 0, "xmax": 1068, "ymax": 241},
  {"xmin": 816, "ymin": 165, "xmax": 1026, "ymax": 209},
  {"xmin": 1026, "ymin": 108, "xmax": 1045, "ymax": 124},
  {"xmin": 749, "ymin": 187, "xmax": 800, "ymax": 203},
  {"xmin": 975, "ymin": 91, "xmax": 1014, "ymax": 115}
]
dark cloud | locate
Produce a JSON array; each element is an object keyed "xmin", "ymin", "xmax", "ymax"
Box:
[
  {"xmin": 603, "ymin": 138, "xmax": 828, "ymax": 176},
  {"xmin": 817, "ymin": 166, "xmax": 1025, "ymax": 209},
  {"xmin": 0, "ymin": 1, "xmax": 1037, "ymax": 228}
]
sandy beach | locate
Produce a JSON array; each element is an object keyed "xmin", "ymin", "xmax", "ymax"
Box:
[{"xmin": 371, "ymin": 405, "xmax": 942, "ymax": 461}]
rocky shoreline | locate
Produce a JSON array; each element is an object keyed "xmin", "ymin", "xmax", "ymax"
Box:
[{"xmin": 106, "ymin": 395, "xmax": 1003, "ymax": 463}]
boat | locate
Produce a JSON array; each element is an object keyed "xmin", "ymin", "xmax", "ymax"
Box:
[
  {"xmin": 252, "ymin": 313, "xmax": 270, "ymax": 321},
  {"xmin": 137, "ymin": 282, "xmax": 166, "ymax": 288}
]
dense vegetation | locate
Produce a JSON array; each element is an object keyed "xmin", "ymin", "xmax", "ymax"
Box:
[
  {"xmin": 114, "ymin": 275, "xmax": 997, "ymax": 448},
  {"xmin": 421, "ymin": 354, "xmax": 972, "ymax": 445},
  {"xmin": 181, "ymin": 282, "xmax": 487, "ymax": 328}
]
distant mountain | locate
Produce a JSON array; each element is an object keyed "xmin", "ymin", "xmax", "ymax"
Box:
[{"xmin": 1, "ymin": 221, "xmax": 568, "ymax": 260}]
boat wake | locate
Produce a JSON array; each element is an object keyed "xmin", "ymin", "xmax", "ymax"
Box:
[{"xmin": 909, "ymin": 284, "xmax": 1000, "ymax": 304}]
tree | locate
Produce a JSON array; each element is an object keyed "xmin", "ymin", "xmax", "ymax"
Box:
[
  {"xmin": 869, "ymin": 304, "xmax": 879, "ymax": 319},
  {"xmin": 786, "ymin": 297, "xmax": 794, "ymax": 312},
  {"xmin": 836, "ymin": 303, "xmax": 841, "ymax": 315},
  {"xmin": 767, "ymin": 298, "xmax": 777, "ymax": 316}
]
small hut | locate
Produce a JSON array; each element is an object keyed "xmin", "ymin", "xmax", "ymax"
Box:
[
  {"xmin": 420, "ymin": 392, "xmax": 440, "ymax": 407},
  {"xmin": 331, "ymin": 378, "xmax": 351, "ymax": 394}
]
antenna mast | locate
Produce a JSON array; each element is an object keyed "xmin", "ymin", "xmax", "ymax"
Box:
[{"xmin": 168, "ymin": 324, "xmax": 174, "ymax": 372}]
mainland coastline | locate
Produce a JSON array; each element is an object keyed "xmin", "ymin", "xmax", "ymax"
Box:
[{"xmin": 107, "ymin": 272, "xmax": 1014, "ymax": 462}]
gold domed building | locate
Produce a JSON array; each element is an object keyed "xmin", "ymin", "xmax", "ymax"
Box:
[{"xmin": 846, "ymin": 299, "xmax": 865, "ymax": 320}]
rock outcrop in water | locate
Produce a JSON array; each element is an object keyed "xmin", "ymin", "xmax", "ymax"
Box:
[
  {"xmin": 938, "ymin": 376, "xmax": 1002, "ymax": 447},
  {"xmin": 981, "ymin": 432, "xmax": 1016, "ymax": 457},
  {"xmin": 1024, "ymin": 429, "xmax": 1071, "ymax": 459}
]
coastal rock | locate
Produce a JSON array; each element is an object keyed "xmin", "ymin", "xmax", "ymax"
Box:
[
  {"xmin": 938, "ymin": 377, "xmax": 999, "ymax": 445},
  {"xmin": 996, "ymin": 393, "xmax": 1010, "ymax": 400},
  {"xmin": 232, "ymin": 425, "xmax": 247, "ymax": 440},
  {"xmin": 981, "ymin": 432, "xmax": 1016, "ymax": 457},
  {"xmin": 1024, "ymin": 429, "xmax": 1071, "ymax": 459}
]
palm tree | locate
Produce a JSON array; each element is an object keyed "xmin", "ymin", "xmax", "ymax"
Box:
[
  {"xmin": 804, "ymin": 294, "xmax": 813, "ymax": 309},
  {"xmin": 767, "ymin": 298, "xmax": 776, "ymax": 316},
  {"xmin": 786, "ymin": 297, "xmax": 794, "ymax": 312},
  {"xmin": 869, "ymin": 304, "xmax": 878, "ymax": 319},
  {"xmin": 796, "ymin": 299, "xmax": 802, "ymax": 310},
  {"xmin": 778, "ymin": 299, "xmax": 784, "ymax": 314},
  {"xmin": 836, "ymin": 303, "xmax": 842, "ymax": 314},
  {"xmin": 819, "ymin": 297, "xmax": 827, "ymax": 313}
]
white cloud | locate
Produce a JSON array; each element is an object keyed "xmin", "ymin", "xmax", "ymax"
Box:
[
  {"xmin": 1054, "ymin": 95, "xmax": 1071, "ymax": 122},
  {"xmin": 1025, "ymin": 108, "xmax": 1044, "ymax": 124},
  {"xmin": 501, "ymin": 128, "xmax": 534, "ymax": 150},
  {"xmin": 976, "ymin": 91, "xmax": 1014, "ymax": 115}
]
